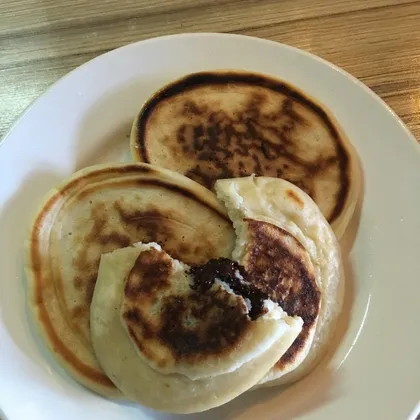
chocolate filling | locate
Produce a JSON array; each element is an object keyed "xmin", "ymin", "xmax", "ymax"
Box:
[{"xmin": 189, "ymin": 258, "xmax": 269, "ymax": 320}]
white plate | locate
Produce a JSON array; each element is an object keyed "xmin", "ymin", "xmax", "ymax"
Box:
[{"xmin": 0, "ymin": 33, "xmax": 419, "ymax": 420}]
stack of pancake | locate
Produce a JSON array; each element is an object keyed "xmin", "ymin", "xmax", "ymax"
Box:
[{"xmin": 25, "ymin": 71, "xmax": 360, "ymax": 413}]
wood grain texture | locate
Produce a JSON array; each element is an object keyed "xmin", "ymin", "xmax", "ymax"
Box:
[{"xmin": 1, "ymin": 0, "xmax": 420, "ymax": 142}]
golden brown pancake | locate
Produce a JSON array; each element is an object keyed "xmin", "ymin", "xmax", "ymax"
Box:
[
  {"xmin": 241, "ymin": 219, "xmax": 320, "ymax": 375},
  {"xmin": 130, "ymin": 71, "xmax": 361, "ymax": 239},
  {"xmin": 90, "ymin": 243, "xmax": 303, "ymax": 413},
  {"xmin": 121, "ymin": 245, "xmax": 298, "ymax": 380},
  {"xmin": 24, "ymin": 163, "xmax": 235, "ymax": 397},
  {"xmin": 214, "ymin": 176, "xmax": 343, "ymax": 386}
]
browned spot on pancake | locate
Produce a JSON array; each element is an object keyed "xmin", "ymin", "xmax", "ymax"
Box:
[
  {"xmin": 122, "ymin": 249, "xmax": 251, "ymax": 366},
  {"xmin": 279, "ymin": 334, "xmax": 306, "ymax": 366},
  {"xmin": 178, "ymin": 244, "xmax": 190, "ymax": 255},
  {"xmin": 30, "ymin": 236, "xmax": 44, "ymax": 307},
  {"xmin": 97, "ymin": 232, "xmax": 131, "ymax": 247},
  {"xmin": 124, "ymin": 291, "xmax": 251, "ymax": 365},
  {"xmin": 286, "ymin": 189, "xmax": 304, "ymax": 209},
  {"xmin": 124, "ymin": 308, "xmax": 168, "ymax": 367},
  {"xmin": 135, "ymin": 72, "xmax": 350, "ymax": 223},
  {"xmin": 125, "ymin": 250, "xmax": 172, "ymax": 299},
  {"xmin": 242, "ymin": 219, "xmax": 320, "ymax": 369},
  {"xmin": 71, "ymin": 202, "xmax": 133, "ymax": 306},
  {"xmin": 159, "ymin": 292, "xmax": 249, "ymax": 361},
  {"xmin": 181, "ymin": 100, "xmax": 207, "ymax": 116},
  {"xmin": 84, "ymin": 273, "xmax": 99, "ymax": 304},
  {"xmin": 72, "ymin": 305, "xmax": 87, "ymax": 319},
  {"xmin": 125, "ymin": 309, "xmax": 152, "ymax": 341},
  {"xmin": 73, "ymin": 276, "xmax": 83, "ymax": 290},
  {"xmin": 114, "ymin": 202, "xmax": 175, "ymax": 245},
  {"xmin": 89, "ymin": 164, "xmax": 155, "ymax": 176},
  {"xmin": 193, "ymin": 245, "xmax": 203, "ymax": 254}
]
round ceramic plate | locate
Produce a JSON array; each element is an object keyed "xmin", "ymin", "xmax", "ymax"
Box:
[{"xmin": 0, "ymin": 33, "xmax": 419, "ymax": 420}]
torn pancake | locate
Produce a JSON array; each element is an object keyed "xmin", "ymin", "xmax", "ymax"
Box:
[
  {"xmin": 215, "ymin": 175, "xmax": 342, "ymax": 387},
  {"xmin": 24, "ymin": 163, "xmax": 235, "ymax": 397},
  {"xmin": 121, "ymin": 245, "xmax": 295, "ymax": 380},
  {"xmin": 241, "ymin": 219, "xmax": 321, "ymax": 378},
  {"xmin": 90, "ymin": 243, "xmax": 303, "ymax": 413},
  {"xmin": 130, "ymin": 71, "xmax": 361, "ymax": 239}
]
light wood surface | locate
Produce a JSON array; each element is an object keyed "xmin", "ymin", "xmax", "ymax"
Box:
[{"xmin": 1, "ymin": 0, "xmax": 420, "ymax": 142}]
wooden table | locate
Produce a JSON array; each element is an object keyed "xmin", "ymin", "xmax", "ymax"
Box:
[{"xmin": 1, "ymin": 0, "xmax": 420, "ymax": 141}]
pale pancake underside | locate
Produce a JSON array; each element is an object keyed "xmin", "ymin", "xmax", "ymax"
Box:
[
  {"xmin": 24, "ymin": 163, "xmax": 235, "ymax": 397},
  {"xmin": 214, "ymin": 175, "xmax": 343, "ymax": 387},
  {"xmin": 131, "ymin": 71, "xmax": 361, "ymax": 239},
  {"xmin": 90, "ymin": 244, "xmax": 303, "ymax": 413}
]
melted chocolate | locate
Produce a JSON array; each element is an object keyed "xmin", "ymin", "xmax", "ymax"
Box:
[{"xmin": 189, "ymin": 258, "xmax": 269, "ymax": 320}]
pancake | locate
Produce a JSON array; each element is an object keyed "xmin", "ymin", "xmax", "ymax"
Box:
[
  {"xmin": 90, "ymin": 243, "xmax": 303, "ymax": 413},
  {"xmin": 130, "ymin": 71, "xmax": 361, "ymax": 239},
  {"xmin": 24, "ymin": 163, "xmax": 235, "ymax": 397},
  {"xmin": 241, "ymin": 219, "xmax": 321, "ymax": 381},
  {"xmin": 120, "ymin": 244, "xmax": 293, "ymax": 380},
  {"xmin": 214, "ymin": 175, "xmax": 343, "ymax": 386}
]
